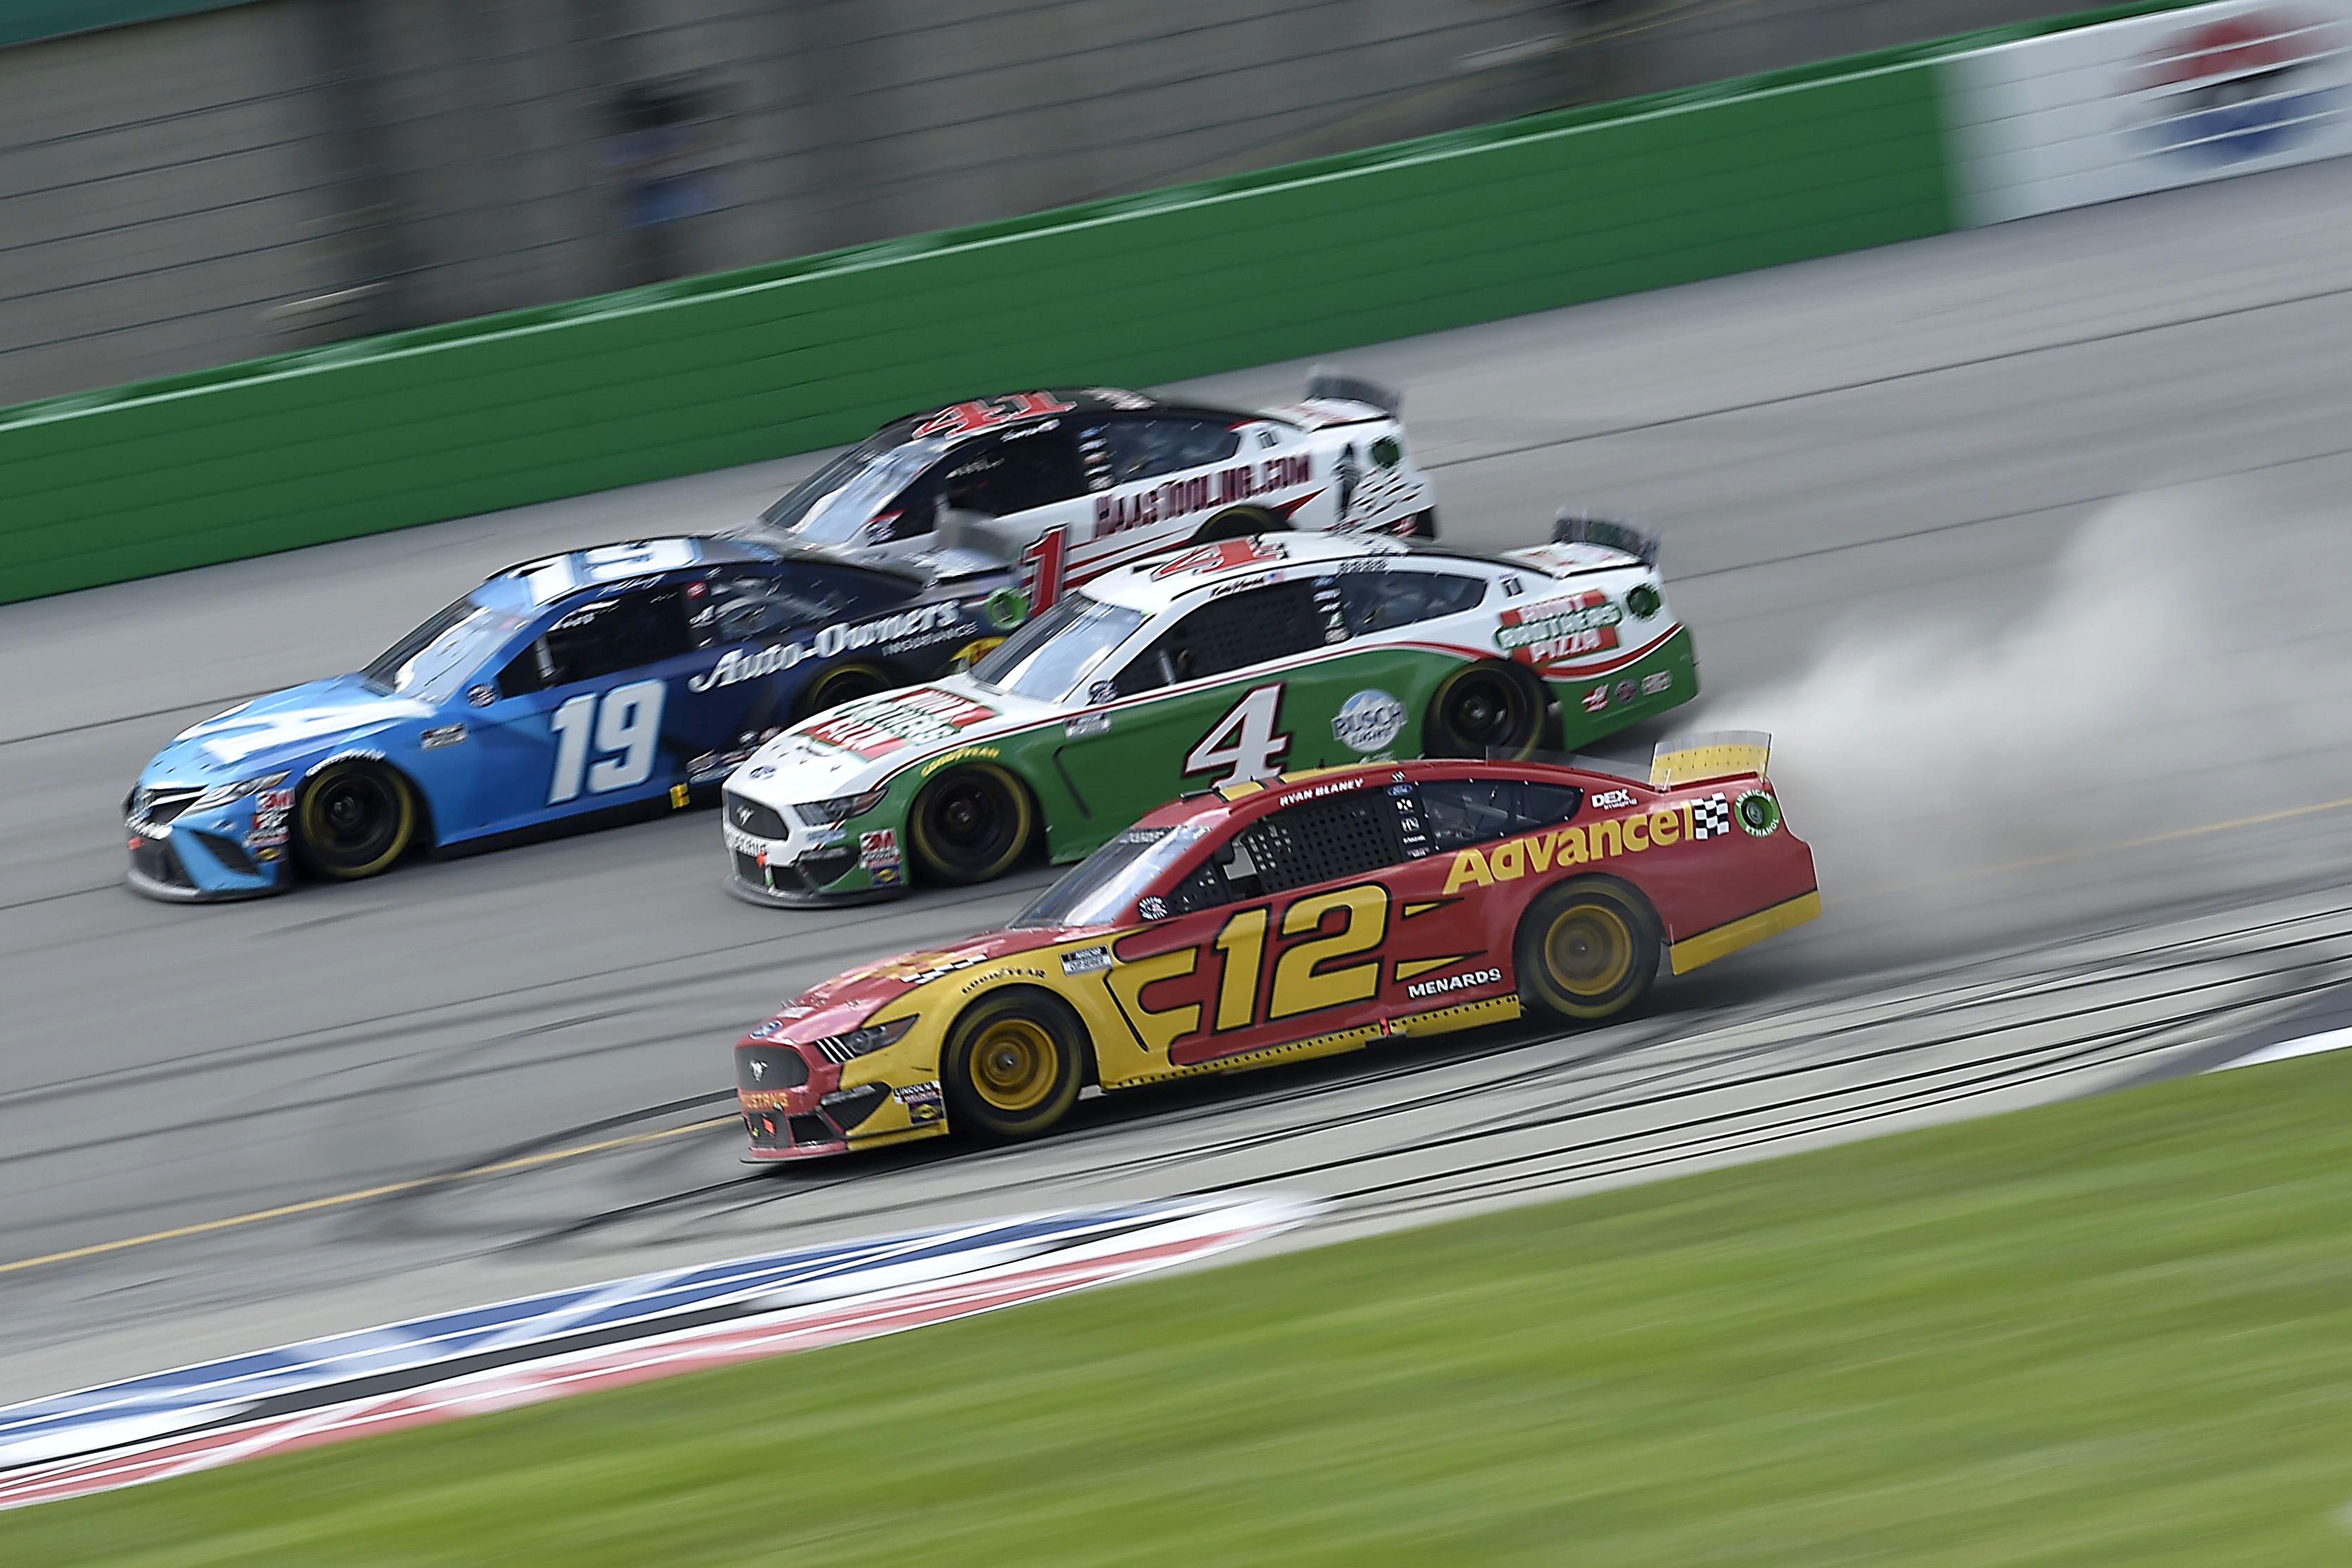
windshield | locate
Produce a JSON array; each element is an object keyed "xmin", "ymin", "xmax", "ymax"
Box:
[
  {"xmin": 969, "ymin": 594, "xmax": 1146, "ymax": 702},
  {"xmin": 1011, "ymin": 821, "xmax": 1211, "ymax": 929},
  {"xmin": 360, "ymin": 595, "xmax": 530, "ymax": 701},
  {"xmin": 756, "ymin": 437, "xmax": 944, "ymax": 544}
]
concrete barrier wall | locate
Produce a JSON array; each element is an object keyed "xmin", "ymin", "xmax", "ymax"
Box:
[{"xmin": 0, "ymin": 49, "xmax": 1955, "ymax": 604}]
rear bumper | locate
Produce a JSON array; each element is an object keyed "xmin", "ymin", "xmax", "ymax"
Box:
[{"xmin": 1667, "ymin": 888, "xmax": 1822, "ymax": 975}]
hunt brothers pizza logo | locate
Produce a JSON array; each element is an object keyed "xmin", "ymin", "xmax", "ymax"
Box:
[
  {"xmin": 1495, "ymin": 590, "xmax": 1621, "ymax": 668},
  {"xmin": 804, "ymin": 687, "xmax": 996, "ymax": 761}
]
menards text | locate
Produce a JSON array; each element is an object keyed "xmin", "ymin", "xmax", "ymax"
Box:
[{"xmin": 1094, "ymin": 454, "xmax": 1314, "ymax": 533}]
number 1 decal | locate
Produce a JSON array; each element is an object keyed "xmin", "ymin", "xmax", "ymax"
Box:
[
  {"xmin": 548, "ymin": 679, "xmax": 668, "ymax": 804},
  {"xmin": 1185, "ymin": 684, "xmax": 1289, "ymax": 785}
]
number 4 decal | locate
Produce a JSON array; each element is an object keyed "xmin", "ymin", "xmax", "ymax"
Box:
[
  {"xmin": 548, "ymin": 679, "xmax": 668, "ymax": 805},
  {"xmin": 1185, "ymin": 684, "xmax": 1289, "ymax": 785}
]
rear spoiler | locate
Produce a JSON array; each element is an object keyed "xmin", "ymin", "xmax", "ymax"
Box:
[
  {"xmin": 1304, "ymin": 366, "xmax": 1401, "ymax": 417},
  {"xmin": 1554, "ymin": 511, "xmax": 1659, "ymax": 567},
  {"xmin": 1651, "ymin": 730, "xmax": 1772, "ymax": 788}
]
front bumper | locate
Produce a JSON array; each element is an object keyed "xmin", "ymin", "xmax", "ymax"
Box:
[
  {"xmin": 123, "ymin": 807, "xmax": 289, "ymax": 903},
  {"xmin": 721, "ymin": 794, "xmax": 904, "ymax": 907},
  {"xmin": 738, "ymin": 1054, "xmax": 948, "ymax": 1161}
]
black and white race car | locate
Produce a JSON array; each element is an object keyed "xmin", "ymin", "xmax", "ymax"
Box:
[{"xmin": 749, "ymin": 374, "xmax": 1435, "ymax": 612}]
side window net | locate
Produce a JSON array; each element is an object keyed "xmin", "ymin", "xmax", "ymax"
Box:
[{"xmin": 1235, "ymin": 792, "xmax": 1405, "ymax": 894}]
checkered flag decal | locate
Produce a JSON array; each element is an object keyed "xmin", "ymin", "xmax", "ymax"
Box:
[{"xmin": 1688, "ymin": 792, "xmax": 1733, "ymax": 840}]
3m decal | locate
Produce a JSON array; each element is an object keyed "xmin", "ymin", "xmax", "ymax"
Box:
[
  {"xmin": 1185, "ymin": 684, "xmax": 1290, "ymax": 785},
  {"xmin": 1440, "ymin": 796, "xmax": 1725, "ymax": 895}
]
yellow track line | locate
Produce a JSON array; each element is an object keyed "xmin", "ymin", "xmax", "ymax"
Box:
[
  {"xmin": 1850, "ymin": 792, "xmax": 2352, "ymax": 900},
  {"xmin": 0, "ymin": 1116, "xmax": 734, "ymax": 1278}
]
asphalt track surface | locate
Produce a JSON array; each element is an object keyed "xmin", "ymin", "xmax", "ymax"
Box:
[{"xmin": 9, "ymin": 157, "xmax": 2352, "ymax": 1405}]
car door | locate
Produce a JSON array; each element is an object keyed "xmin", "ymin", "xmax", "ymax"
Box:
[
  {"xmin": 1109, "ymin": 787, "xmax": 1413, "ymax": 1069},
  {"xmin": 1050, "ymin": 577, "xmax": 1340, "ymax": 832},
  {"xmin": 1377, "ymin": 774, "xmax": 1588, "ymax": 1016},
  {"xmin": 464, "ymin": 579, "xmax": 704, "ymax": 833}
]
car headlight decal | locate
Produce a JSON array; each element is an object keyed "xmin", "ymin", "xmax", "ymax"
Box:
[
  {"xmin": 810, "ymin": 1016, "xmax": 915, "ymax": 1065},
  {"xmin": 795, "ymin": 787, "xmax": 889, "ymax": 826},
  {"xmin": 191, "ymin": 771, "xmax": 290, "ymax": 812}
]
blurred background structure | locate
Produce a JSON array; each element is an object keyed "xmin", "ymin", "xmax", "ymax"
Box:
[{"xmin": 2, "ymin": 0, "xmax": 2078, "ymax": 409}]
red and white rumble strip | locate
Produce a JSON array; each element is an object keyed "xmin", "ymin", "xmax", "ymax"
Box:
[{"xmin": 0, "ymin": 1195, "xmax": 1309, "ymax": 1510}]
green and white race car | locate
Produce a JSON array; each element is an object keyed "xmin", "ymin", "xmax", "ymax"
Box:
[{"xmin": 719, "ymin": 522, "xmax": 1697, "ymax": 904}]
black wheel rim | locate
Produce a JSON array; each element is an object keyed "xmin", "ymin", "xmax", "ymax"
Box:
[
  {"xmin": 1446, "ymin": 672, "xmax": 1529, "ymax": 750},
  {"xmin": 928, "ymin": 778, "xmax": 1009, "ymax": 863},
  {"xmin": 317, "ymin": 776, "xmax": 395, "ymax": 854}
]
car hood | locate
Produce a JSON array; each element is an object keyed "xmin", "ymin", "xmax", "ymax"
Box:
[
  {"xmin": 729, "ymin": 674, "xmax": 1064, "ymax": 802},
  {"xmin": 776, "ymin": 924, "xmax": 1113, "ymax": 1029},
  {"xmin": 146, "ymin": 676, "xmax": 434, "ymax": 780}
]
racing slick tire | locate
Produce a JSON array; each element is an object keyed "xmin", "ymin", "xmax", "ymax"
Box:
[
  {"xmin": 942, "ymin": 989, "xmax": 1088, "ymax": 1140},
  {"xmin": 1514, "ymin": 879, "xmax": 1660, "ymax": 1023},
  {"xmin": 1424, "ymin": 660, "xmax": 1547, "ymax": 760},
  {"xmin": 799, "ymin": 660, "xmax": 891, "ymax": 719},
  {"xmin": 293, "ymin": 761, "xmax": 419, "ymax": 881},
  {"xmin": 908, "ymin": 763, "xmax": 1036, "ymax": 885},
  {"xmin": 1192, "ymin": 507, "xmax": 1281, "ymax": 542}
]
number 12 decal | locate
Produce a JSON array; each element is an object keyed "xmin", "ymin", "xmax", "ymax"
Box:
[
  {"xmin": 1185, "ymin": 683, "xmax": 1290, "ymax": 786},
  {"xmin": 1210, "ymin": 884, "xmax": 1390, "ymax": 1027},
  {"xmin": 548, "ymin": 679, "xmax": 667, "ymax": 805}
]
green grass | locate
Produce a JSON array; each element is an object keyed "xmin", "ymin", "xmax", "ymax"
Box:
[{"xmin": 14, "ymin": 1052, "xmax": 2352, "ymax": 1566}]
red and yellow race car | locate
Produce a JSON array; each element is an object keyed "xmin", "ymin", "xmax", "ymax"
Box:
[{"xmin": 734, "ymin": 733, "xmax": 1818, "ymax": 1159}]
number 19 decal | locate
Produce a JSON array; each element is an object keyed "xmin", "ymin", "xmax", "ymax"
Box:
[
  {"xmin": 547, "ymin": 679, "xmax": 667, "ymax": 804},
  {"xmin": 1210, "ymin": 883, "xmax": 1389, "ymax": 1028}
]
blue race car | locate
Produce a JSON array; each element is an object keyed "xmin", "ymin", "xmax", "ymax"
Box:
[{"xmin": 124, "ymin": 536, "xmax": 1028, "ymax": 901}]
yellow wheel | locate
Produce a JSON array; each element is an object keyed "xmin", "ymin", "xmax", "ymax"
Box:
[
  {"xmin": 1514, "ymin": 880, "xmax": 1658, "ymax": 1023},
  {"xmin": 942, "ymin": 991, "xmax": 1086, "ymax": 1140},
  {"xmin": 908, "ymin": 763, "xmax": 1035, "ymax": 885},
  {"xmin": 293, "ymin": 762, "xmax": 418, "ymax": 881}
]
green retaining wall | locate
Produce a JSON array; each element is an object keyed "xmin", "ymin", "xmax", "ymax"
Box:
[{"xmin": 0, "ymin": 52, "xmax": 1955, "ymax": 605}]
